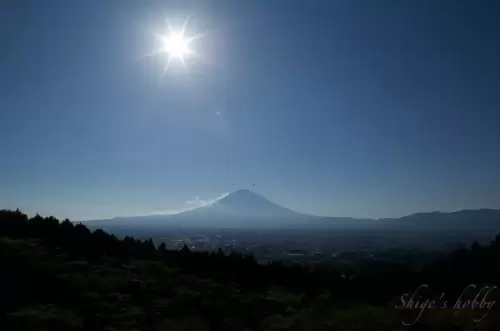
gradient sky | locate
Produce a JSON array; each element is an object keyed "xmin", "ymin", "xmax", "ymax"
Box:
[{"xmin": 1, "ymin": 0, "xmax": 500, "ymax": 221}]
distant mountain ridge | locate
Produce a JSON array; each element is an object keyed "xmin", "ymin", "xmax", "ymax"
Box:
[{"xmin": 85, "ymin": 189, "xmax": 500, "ymax": 235}]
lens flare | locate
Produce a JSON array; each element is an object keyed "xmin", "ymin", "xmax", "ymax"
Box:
[{"xmin": 144, "ymin": 17, "xmax": 203, "ymax": 76}]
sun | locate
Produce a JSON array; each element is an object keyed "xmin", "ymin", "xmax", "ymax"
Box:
[
  {"xmin": 146, "ymin": 17, "xmax": 203, "ymax": 76},
  {"xmin": 160, "ymin": 31, "xmax": 192, "ymax": 61}
]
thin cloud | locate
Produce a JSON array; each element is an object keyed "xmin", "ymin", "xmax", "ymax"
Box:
[
  {"xmin": 185, "ymin": 196, "xmax": 204, "ymax": 206},
  {"xmin": 149, "ymin": 192, "xmax": 229, "ymax": 216},
  {"xmin": 185, "ymin": 193, "xmax": 229, "ymax": 208}
]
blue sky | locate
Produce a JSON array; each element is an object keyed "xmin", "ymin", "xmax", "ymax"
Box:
[{"xmin": 1, "ymin": 0, "xmax": 499, "ymax": 220}]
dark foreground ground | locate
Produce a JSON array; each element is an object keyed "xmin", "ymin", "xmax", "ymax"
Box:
[{"xmin": 2, "ymin": 209, "xmax": 500, "ymax": 330}]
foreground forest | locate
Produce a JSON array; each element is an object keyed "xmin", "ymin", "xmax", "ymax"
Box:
[{"xmin": 1, "ymin": 209, "xmax": 500, "ymax": 330}]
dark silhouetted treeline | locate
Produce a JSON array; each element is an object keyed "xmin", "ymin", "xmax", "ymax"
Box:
[{"xmin": 1, "ymin": 209, "xmax": 500, "ymax": 330}]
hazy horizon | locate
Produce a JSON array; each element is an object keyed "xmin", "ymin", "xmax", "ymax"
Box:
[
  {"xmin": 12, "ymin": 188, "xmax": 500, "ymax": 222},
  {"xmin": 1, "ymin": 0, "xmax": 500, "ymax": 221}
]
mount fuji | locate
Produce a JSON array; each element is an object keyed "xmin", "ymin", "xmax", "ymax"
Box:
[
  {"xmin": 180, "ymin": 189, "xmax": 305, "ymax": 218},
  {"xmin": 86, "ymin": 189, "xmax": 328, "ymax": 232}
]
